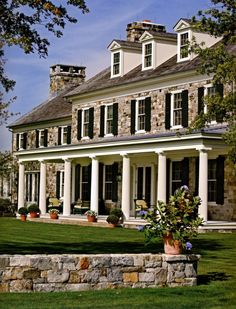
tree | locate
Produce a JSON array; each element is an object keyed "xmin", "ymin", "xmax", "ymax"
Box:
[
  {"xmin": 0, "ymin": 0, "xmax": 89, "ymax": 123},
  {"xmin": 190, "ymin": 0, "xmax": 236, "ymax": 167}
]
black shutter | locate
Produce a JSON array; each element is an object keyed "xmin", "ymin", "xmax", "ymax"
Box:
[
  {"xmin": 100, "ymin": 106, "xmax": 105, "ymax": 137},
  {"xmin": 113, "ymin": 103, "xmax": 118, "ymax": 136},
  {"xmin": 99, "ymin": 163, "xmax": 104, "ymax": 200},
  {"xmin": 166, "ymin": 159, "xmax": 170, "ymax": 202},
  {"xmin": 198, "ymin": 87, "xmax": 204, "ymax": 114},
  {"xmin": 56, "ymin": 171, "xmax": 61, "ymax": 199},
  {"xmin": 58, "ymin": 127, "xmax": 61, "ymax": 145},
  {"xmin": 112, "ymin": 162, "xmax": 118, "ymax": 202},
  {"xmin": 165, "ymin": 93, "xmax": 171, "ymax": 130},
  {"xmin": 44, "ymin": 129, "xmax": 48, "ymax": 147},
  {"xmin": 67, "ymin": 126, "xmax": 71, "ymax": 144},
  {"xmin": 181, "ymin": 158, "xmax": 189, "ymax": 187},
  {"xmin": 77, "ymin": 110, "xmax": 82, "ymax": 140},
  {"xmin": 16, "ymin": 133, "xmax": 20, "ymax": 150},
  {"xmin": 89, "ymin": 107, "xmax": 94, "ymax": 139},
  {"xmin": 216, "ymin": 156, "xmax": 225, "ymax": 205},
  {"xmin": 195, "ymin": 157, "xmax": 199, "ymax": 196},
  {"xmin": 23, "ymin": 132, "xmax": 27, "ymax": 149},
  {"xmin": 75, "ymin": 164, "xmax": 81, "ymax": 201},
  {"xmin": 145, "ymin": 97, "xmax": 151, "ymax": 132},
  {"xmin": 131, "ymin": 99, "xmax": 136, "ymax": 134},
  {"xmin": 182, "ymin": 90, "xmax": 188, "ymax": 128},
  {"xmin": 35, "ymin": 130, "xmax": 39, "ymax": 148}
]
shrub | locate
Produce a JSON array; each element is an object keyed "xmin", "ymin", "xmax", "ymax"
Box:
[
  {"xmin": 27, "ymin": 204, "xmax": 40, "ymax": 213},
  {"xmin": 110, "ymin": 208, "xmax": 123, "ymax": 218},
  {"xmin": 106, "ymin": 214, "xmax": 120, "ymax": 225},
  {"xmin": 18, "ymin": 207, "xmax": 29, "ymax": 215}
]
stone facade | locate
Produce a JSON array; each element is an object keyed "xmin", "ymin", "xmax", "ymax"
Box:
[{"xmin": 0, "ymin": 254, "xmax": 200, "ymax": 292}]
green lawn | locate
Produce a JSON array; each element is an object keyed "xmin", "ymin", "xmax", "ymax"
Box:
[{"xmin": 0, "ymin": 217, "xmax": 236, "ymax": 309}]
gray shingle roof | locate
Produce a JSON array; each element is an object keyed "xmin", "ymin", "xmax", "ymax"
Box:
[{"xmin": 108, "ymin": 40, "xmax": 142, "ymax": 50}]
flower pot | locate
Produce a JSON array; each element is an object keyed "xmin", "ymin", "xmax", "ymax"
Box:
[
  {"xmin": 30, "ymin": 212, "xmax": 38, "ymax": 218},
  {"xmin": 163, "ymin": 233, "xmax": 182, "ymax": 255},
  {"xmin": 20, "ymin": 214, "xmax": 27, "ymax": 221},
  {"xmin": 87, "ymin": 215, "xmax": 97, "ymax": 222},
  {"xmin": 50, "ymin": 213, "xmax": 58, "ymax": 219}
]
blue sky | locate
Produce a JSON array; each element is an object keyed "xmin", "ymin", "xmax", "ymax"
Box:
[{"xmin": 1, "ymin": 0, "xmax": 212, "ymax": 151}]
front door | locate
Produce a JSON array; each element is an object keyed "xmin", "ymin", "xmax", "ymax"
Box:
[{"xmin": 136, "ymin": 166, "xmax": 151, "ymax": 206}]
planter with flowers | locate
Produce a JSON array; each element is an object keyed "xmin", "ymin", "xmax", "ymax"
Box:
[
  {"xmin": 28, "ymin": 204, "xmax": 40, "ymax": 218},
  {"xmin": 141, "ymin": 186, "xmax": 203, "ymax": 255},
  {"xmin": 85, "ymin": 210, "xmax": 97, "ymax": 222},
  {"xmin": 18, "ymin": 207, "xmax": 29, "ymax": 221},
  {"xmin": 48, "ymin": 208, "xmax": 60, "ymax": 219}
]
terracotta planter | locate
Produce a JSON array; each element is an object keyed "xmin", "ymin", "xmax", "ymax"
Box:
[
  {"xmin": 50, "ymin": 213, "xmax": 58, "ymax": 219},
  {"xmin": 87, "ymin": 215, "xmax": 97, "ymax": 222},
  {"xmin": 30, "ymin": 212, "xmax": 38, "ymax": 218},
  {"xmin": 20, "ymin": 214, "xmax": 27, "ymax": 221},
  {"xmin": 163, "ymin": 233, "xmax": 182, "ymax": 255},
  {"xmin": 108, "ymin": 223, "xmax": 117, "ymax": 228}
]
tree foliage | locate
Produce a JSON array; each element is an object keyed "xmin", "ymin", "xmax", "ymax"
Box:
[
  {"xmin": 0, "ymin": 0, "xmax": 89, "ymax": 123},
  {"xmin": 191, "ymin": 0, "xmax": 236, "ymax": 167}
]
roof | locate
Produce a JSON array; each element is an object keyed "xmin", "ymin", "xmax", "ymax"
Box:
[
  {"xmin": 9, "ymin": 88, "xmax": 73, "ymax": 128},
  {"xmin": 108, "ymin": 39, "xmax": 142, "ymax": 50},
  {"xmin": 144, "ymin": 31, "xmax": 177, "ymax": 40}
]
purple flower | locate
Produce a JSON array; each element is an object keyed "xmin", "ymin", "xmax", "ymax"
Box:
[
  {"xmin": 181, "ymin": 185, "xmax": 189, "ymax": 191},
  {"xmin": 139, "ymin": 210, "xmax": 148, "ymax": 216},
  {"xmin": 137, "ymin": 225, "xmax": 145, "ymax": 232},
  {"xmin": 186, "ymin": 242, "xmax": 192, "ymax": 250}
]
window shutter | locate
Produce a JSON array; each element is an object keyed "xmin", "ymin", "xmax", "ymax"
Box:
[
  {"xmin": 35, "ymin": 130, "xmax": 39, "ymax": 148},
  {"xmin": 44, "ymin": 129, "xmax": 48, "ymax": 147},
  {"xmin": 216, "ymin": 156, "xmax": 225, "ymax": 205},
  {"xmin": 75, "ymin": 164, "xmax": 80, "ymax": 201},
  {"xmin": 145, "ymin": 97, "xmax": 151, "ymax": 132},
  {"xmin": 56, "ymin": 171, "xmax": 61, "ymax": 199},
  {"xmin": 99, "ymin": 106, "xmax": 105, "ymax": 137},
  {"xmin": 77, "ymin": 110, "xmax": 82, "ymax": 140},
  {"xmin": 182, "ymin": 90, "xmax": 188, "ymax": 128},
  {"xmin": 198, "ymin": 87, "xmax": 204, "ymax": 114},
  {"xmin": 113, "ymin": 103, "xmax": 118, "ymax": 136},
  {"xmin": 112, "ymin": 162, "xmax": 118, "ymax": 202},
  {"xmin": 23, "ymin": 132, "xmax": 27, "ymax": 149},
  {"xmin": 166, "ymin": 159, "xmax": 170, "ymax": 202},
  {"xmin": 58, "ymin": 127, "xmax": 62, "ymax": 145},
  {"xmin": 131, "ymin": 99, "xmax": 136, "ymax": 134},
  {"xmin": 165, "ymin": 93, "xmax": 171, "ymax": 130},
  {"xmin": 181, "ymin": 158, "xmax": 189, "ymax": 187},
  {"xmin": 89, "ymin": 107, "xmax": 94, "ymax": 139},
  {"xmin": 67, "ymin": 126, "xmax": 71, "ymax": 144},
  {"xmin": 16, "ymin": 134, "xmax": 20, "ymax": 150},
  {"xmin": 195, "ymin": 157, "xmax": 199, "ymax": 196}
]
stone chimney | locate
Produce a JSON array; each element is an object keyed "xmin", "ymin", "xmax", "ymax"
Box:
[
  {"xmin": 126, "ymin": 20, "xmax": 166, "ymax": 42},
  {"xmin": 49, "ymin": 64, "xmax": 86, "ymax": 96}
]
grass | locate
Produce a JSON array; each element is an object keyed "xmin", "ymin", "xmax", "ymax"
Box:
[{"xmin": 0, "ymin": 217, "xmax": 236, "ymax": 308}]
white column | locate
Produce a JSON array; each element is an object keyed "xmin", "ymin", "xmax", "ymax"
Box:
[
  {"xmin": 18, "ymin": 162, "xmax": 25, "ymax": 210},
  {"xmin": 90, "ymin": 156, "xmax": 99, "ymax": 213},
  {"xmin": 198, "ymin": 149, "xmax": 209, "ymax": 222},
  {"xmin": 121, "ymin": 153, "xmax": 130, "ymax": 219},
  {"xmin": 71, "ymin": 163, "xmax": 76, "ymax": 203},
  {"xmin": 151, "ymin": 163, "xmax": 156, "ymax": 206},
  {"xmin": 39, "ymin": 160, "xmax": 47, "ymax": 215},
  {"xmin": 156, "ymin": 151, "xmax": 167, "ymax": 203},
  {"xmin": 63, "ymin": 158, "xmax": 72, "ymax": 216}
]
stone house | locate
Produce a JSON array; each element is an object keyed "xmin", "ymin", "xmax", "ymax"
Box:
[{"xmin": 9, "ymin": 19, "xmax": 236, "ymax": 222}]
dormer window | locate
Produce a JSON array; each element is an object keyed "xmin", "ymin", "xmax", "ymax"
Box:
[
  {"xmin": 142, "ymin": 42, "xmax": 153, "ymax": 69},
  {"xmin": 180, "ymin": 32, "xmax": 189, "ymax": 59},
  {"xmin": 112, "ymin": 52, "xmax": 120, "ymax": 76}
]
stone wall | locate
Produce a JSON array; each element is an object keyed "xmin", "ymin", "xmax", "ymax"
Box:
[{"xmin": 0, "ymin": 254, "xmax": 200, "ymax": 292}]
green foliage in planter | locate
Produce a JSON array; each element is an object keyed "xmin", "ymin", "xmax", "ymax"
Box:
[
  {"xmin": 18, "ymin": 207, "xmax": 28, "ymax": 215},
  {"xmin": 106, "ymin": 214, "xmax": 120, "ymax": 224},
  {"xmin": 110, "ymin": 208, "xmax": 123, "ymax": 219},
  {"xmin": 27, "ymin": 204, "xmax": 40, "ymax": 213}
]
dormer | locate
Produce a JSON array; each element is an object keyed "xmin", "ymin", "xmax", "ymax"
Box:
[
  {"xmin": 174, "ymin": 18, "xmax": 222, "ymax": 63},
  {"xmin": 139, "ymin": 31, "xmax": 177, "ymax": 71},
  {"xmin": 108, "ymin": 40, "xmax": 142, "ymax": 78}
]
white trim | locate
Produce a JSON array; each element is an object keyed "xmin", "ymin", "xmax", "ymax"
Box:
[
  {"xmin": 111, "ymin": 50, "xmax": 123, "ymax": 78},
  {"xmin": 38, "ymin": 129, "xmax": 45, "ymax": 148},
  {"xmin": 135, "ymin": 97, "xmax": 146, "ymax": 133},
  {"xmin": 60, "ymin": 126, "xmax": 68, "ymax": 145},
  {"xmin": 170, "ymin": 90, "xmax": 183, "ymax": 129},
  {"xmin": 142, "ymin": 41, "xmax": 154, "ymax": 70},
  {"xmin": 177, "ymin": 30, "xmax": 191, "ymax": 62},
  {"xmin": 81, "ymin": 108, "xmax": 90, "ymax": 138},
  {"xmin": 104, "ymin": 103, "xmax": 114, "ymax": 136}
]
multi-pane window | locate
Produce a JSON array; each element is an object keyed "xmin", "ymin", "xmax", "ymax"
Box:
[
  {"xmin": 137, "ymin": 99, "xmax": 145, "ymax": 131},
  {"xmin": 62, "ymin": 127, "xmax": 68, "ymax": 145},
  {"xmin": 39, "ymin": 130, "xmax": 45, "ymax": 147},
  {"xmin": 60, "ymin": 171, "xmax": 64, "ymax": 198},
  {"xmin": 180, "ymin": 32, "xmax": 189, "ymax": 59},
  {"xmin": 25, "ymin": 173, "xmax": 39, "ymax": 203},
  {"xmin": 171, "ymin": 161, "xmax": 182, "ymax": 194},
  {"xmin": 113, "ymin": 52, "xmax": 120, "ymax": 76},
  {"xmin": 104, "ymin": 165, "xmax": 113, "ymax": 200},
  {"xmin": 208, "ymin": 160, "xmax": 217, "ymax": 202},
  {"xmin": 81, "ymin": 166, "xmax": 90, "ymax": 200},
  {"xmin": 172, "ymin": 92, "xmax": 182, "ymax": 127},
  {"xmin": 204, "ymin": 85, "xmax": 217, "ymax": 122},
  {"xmin": 19, "ymin": 133, "xmax": 26, "ymax": 149},
  {"xmin": 144, "ymin": 43, "xmax": 152, "ymax": 68},
  {"xmin": 82, "ymin": 109, "xmax": 90, "ymax": 137},
  {"xmin": 105, "ymin": 105, "xmax": 113, "ymax": 135}
]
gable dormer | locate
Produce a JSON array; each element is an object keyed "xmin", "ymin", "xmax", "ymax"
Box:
[
  {"xmin": 139, "ymin": 30, "xmax": 177, "ymax": 71},
  {"xmin": 108, "ymin": 40, "xmax": 142, "ymax": 78},
  {"xmin": 174, "ymin": 18, "xmax": 222, "ymax": 63}
]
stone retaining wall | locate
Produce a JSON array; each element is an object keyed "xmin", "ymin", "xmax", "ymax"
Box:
[{"xmin": 0, "ymin": 254, "xmax": 200, "ymax": 292}]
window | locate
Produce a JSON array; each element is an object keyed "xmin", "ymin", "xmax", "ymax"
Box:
[
  {"xmin": 100, "ymin": 104, "xmax": 118, "ymax": 137},
  {"xmin": 62, "ymin": 127, "xmax": 68, "ymax": 145},
  {"xmin": 25, "ymin": 172, "xmax": 39, "ymax": 203},
  {"xmin": 82, "ymin": 109, "xmax": 90, "ymax": 138},
  {"xmin": 204, "ymin": 84, "xmax": 217, "ymax": 123},
  {"xmin": 105, "ymin": 105, "xmax": 113, "ymax": 135},
  {"xmin": 58, "ymin": 126, "xmax": 71, "ymax": 145},
  {"xmin": 171, "ymin": 161, "xmax": 182, "ymax": 194},
  {"xmin": 179, "ymin": 32, "xmax": 189, "ymax": 60},
  {"xmin": 16, "ymin": 132, "xmax": 27, "ymax": 150},
  {"xmin": 112, "ymin": 52, "xmax": 120, "ymax": 76},
  {"xmin": 171, "ymin": 92, "xmax": 182, "ymax": 128},
  {"xmin": 20, "ymin": 133, "xmax": 26, "ymax": 149},
  {"xmin": 144, "ymin": 43, "xmax": 152, "ymax": 68},
  {"xmin": 77, "ymin": 108, "xmax": 94, "ymax": 140},
  {"xmin": 131, "ymin": 97, "xmax": 151, "ymax": 134},
  {"xmin": 136, "ymin": 166, "xmax": 151, "ymax": 206},
  {"xmin": 208, "ymin": 160, "xmax": 217, "ymax": 202},
  {"xmin": 81, "ymin": 166, "xmax": 90, "ymax": 200},
  {"xmin": 104, "ymin": 165, "xmax": 113, "ymax": 200},
  {"xmin": 136, "ymin": 99, "xmax": 146, "ymax": 131},
  {"xmin": 39, "ymin": 130, "xmax": 45, "ymax": 147},
  {"xmin": 60, "ymin": 171, "xmax": 64, "ymax": 198}
]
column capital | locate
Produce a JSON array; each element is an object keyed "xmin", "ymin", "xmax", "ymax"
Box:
[
  {"xmin": 18, "ymin": 161, "xmax": 25, "ymax": 165},
  {"xmin": 64, "ymin": 157, "xmax": 72, "ymax": 163},
  {"xmin": 89, "ymin": 155, "xmax": 98, "ymax": 160},
  {"xmin": 155, "ymin": 149, "xmax": 165, "ymax": 155},
  {"xmin": 196, "ymin": 146, "xmax": 212, "ymax": 153},
  {"xmin": 39, "ymin": 159, "xmax": 46, "ymax": 164},
  {"xmin": 120, "ymin": 152, "xmax": 129, "ymax": 158}
]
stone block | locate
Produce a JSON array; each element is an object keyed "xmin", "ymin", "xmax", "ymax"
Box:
[
  {"xmin": 185, "ymin": 264, "xmax": 197, "ymax": 278},
  {"xmin": 79, "ymin": 257, "xmax": 90, "ymax": 270},
  {"xmin": 139, "ymin": 272, "xmax": 155, "ymax": 283},
  {"xmin": 0, "ymin": 282, "xmax": 9, "ymax": 292},
  {"xmin": 64, "ymin": 283, "xmax": 91, "ymax": 292},
  {"xmin": 30, "ymin": 257, "xmax": 53, "ymax": 270},
  {"xmin": 144, "ymin": 255, "xmax": 162, "ymax": 268},
  {"xmin": 34, "ymin": 283, "xmax": 56, "ymax": 292},
  {"xmin": 123, "ymin": 272, "xmax": 138, "ymax": 283},
  {"xmin": 83, "ymin": 270, "xmax": 100, "ymax": 284},
  {"xmin": 0, "ymin": 257, "xmax": 9, "ymax": 268},
  {"xmin": 155, "ymin": 268, "xmax": 167, "ymax": 284},
  {"xmin": 111, "ymin": 256, "xmax": 134, "ymax": 267},
  {"xmin": 68, "ymin": 271, "xmax": 81, "ymax": 283},
  {"xmin": 133, "ymin": 255, "xmax": 144, "ymax": 267},
  {"xmin": 62, "ymin": 263, "xmax": 76, "ymax": 271},
  {"xmin": 10, "ymin": 256, "xmax": 31, "ymax": 267},
  {"xmin": 107, "ymin": 268, "xmax": 122, "ymax": 282},
  {"xmin": 174, "ymin": 271, "xmax": 185, "ymax": 279},
  {"xmin": 23, "ymin": 269, "xmax": 40, "ymax": 279},
  {"xmin": 47, "ymin": 270, "xmax": 69, "ymax": 283},
  {"xmin": 10, "ymin": 279, "xmax": 33, "ymax": 292},
  {"xmin": 3, "ymin": 267, "xmax": 25, "ymax": 280},
  {"xmin": 92, "ymin": 256, "xmax": 111, "ymax": 267}
]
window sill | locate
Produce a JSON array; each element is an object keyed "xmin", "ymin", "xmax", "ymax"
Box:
[
  {"xmin": 81, "ymin": 136, "xmax": 90, "ymax": 141},
  {"xmin": 170, "ymin": 125, "xmax": 183, "ymax": 130},
  {"xmin": 104, "ymin": 133, "xmax": 114, "ymax": 138},
  {"xmin": 135, "ymin": 130, "xmax": 146, "ymax": 134}
]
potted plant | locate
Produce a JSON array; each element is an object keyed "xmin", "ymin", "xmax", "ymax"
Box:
[
  {"xmin": 48, "ymin": 208, "xmax": 59, "ymax": 219},
  {"xmin": 27, "ymin": 203, "xmax": 40, "ymax": 218},
  {"xmin": 18, "ymin": 207, "xmax": 28, "ymax": 221},
  {"xmin": 142, "ymin": 186, "xmax": 204, "ymax": 254},
  {"xmin": 106, "ymin": 214, "xmax": 119, "ymax": 227},
  {"xmin": 85, "ymin": 210, "xmax": 97, "ymax": 222}
]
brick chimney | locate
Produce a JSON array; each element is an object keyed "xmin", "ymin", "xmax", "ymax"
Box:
[
  {"xmin": 126, "ymin": 20, "xmax": 166, "ymax": 42},
  {"xmin": 49, "ymin": 64, "xmax": 86, "ymax": 96}
]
